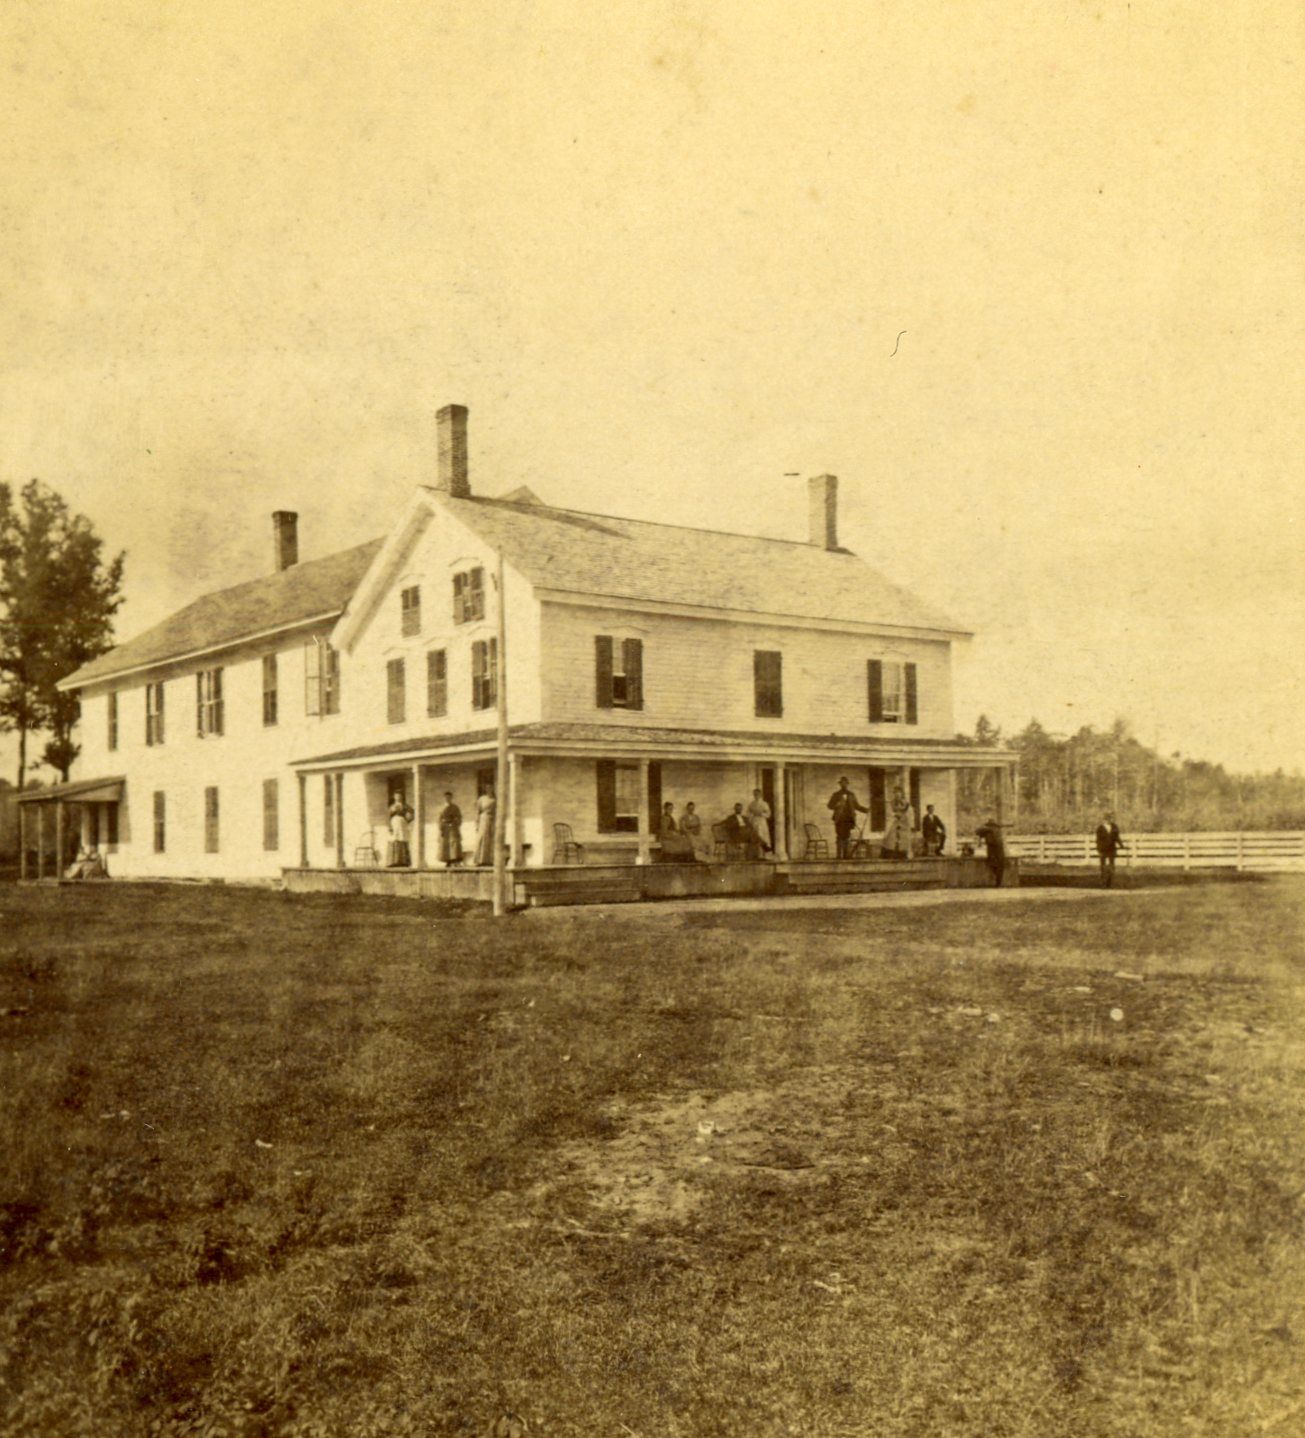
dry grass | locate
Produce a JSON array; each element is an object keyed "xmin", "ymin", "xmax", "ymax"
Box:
[{"xmin": 1, "ymin": 879, "xmax": 1303, "ymax": 1436}]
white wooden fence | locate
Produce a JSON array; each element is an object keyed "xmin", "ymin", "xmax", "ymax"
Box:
[{"xmin": 1005, "ymin": 831, "xmax": 1305, "ymax": 872}]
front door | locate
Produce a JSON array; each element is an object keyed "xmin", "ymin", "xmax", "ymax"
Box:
[{"xmin": 759, "ymin": 767, "xmax": 777, "ymax": 850}]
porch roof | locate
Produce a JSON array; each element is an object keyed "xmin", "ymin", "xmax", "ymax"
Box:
[
  {"xmin": 292, "ymin": 723, "xmax": 1016, "ymax": 771},
  {"xmin": 16, "ymin": 775, "xmax": 126, "ymax": 805}
]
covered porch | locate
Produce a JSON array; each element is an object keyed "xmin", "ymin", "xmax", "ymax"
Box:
[
  {"xmin": 286, "ymin": 724, "xmax": 1018, "ymax": 906},
  {"xmin": 16, "ymin": 775, "xmax": 125, "ymax": 881}
]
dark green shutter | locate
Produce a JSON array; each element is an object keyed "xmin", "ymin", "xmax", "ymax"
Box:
[
  {"xmin": 595, "ymin": 635, "xmax": 614, "ymax": 708},
  {"xmin": 869, "ymin": 768, "xmax": 887, "ymax": 829},
  {"xmin": 596, "ymin": 760, "xmax": 617, "ymax": 830},
  {"xmin": 868, "ymin": 660, "xmax": 884, "ymax": 722},
  {"xmin": 647, "ymin": 761, "xmax": 662, "ymax": 834},
  {"xmin": 904, "ymin": 662, "xmax": 918, "ymax": 725},
  {"xmin": 623, "ymin": 638, "xmax": 643, "ymax": 710}
]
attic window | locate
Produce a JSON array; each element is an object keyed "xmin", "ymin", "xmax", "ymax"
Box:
[
  {"xmin": 400, "ymin": 585, "xmax": 421, "ymax": 636},
  {"xmin": 453, "ymin": 568, "xmax": 484, "ymax": 624},
  {"xmin": 305, "ymin": 639, "xmax": 340, "ymax": 716}
]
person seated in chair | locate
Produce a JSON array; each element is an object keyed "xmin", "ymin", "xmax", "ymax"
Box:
[
  {"xmin": 922, "ymin": 804, "xmax": 947, "ymax": 856},
  {"xmin": 722, "ymin": 802, "xmax": 758, "ymax": 859},
  {"xmin": 680, "ymin": 801, "xmax": 709, "ymax": 862},
  {"xmin": 657, "ymin": 801, "xmax": 698, "ymax": 862}
]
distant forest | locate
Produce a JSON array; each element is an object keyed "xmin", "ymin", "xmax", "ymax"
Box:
[{"xmin": 956, "ymin": 717, "xmax": 1305, "ymax": 834}]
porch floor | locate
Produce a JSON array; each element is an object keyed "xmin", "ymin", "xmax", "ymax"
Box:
[{"xmin": 281, "ymin": 855, "xmax": 1016, "ymax": 908}]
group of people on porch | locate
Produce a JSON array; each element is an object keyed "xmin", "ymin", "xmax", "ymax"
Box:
[
  {"xmin": 384, "ymin": 784, "xmax": 497, "ymax": 868},
  {"xmin": 826, "ymin": 775, "xmax": 947, "ymax": 860}
]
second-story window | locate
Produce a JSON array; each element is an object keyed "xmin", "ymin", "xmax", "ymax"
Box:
[
  {"xmin": 145, "ymin": 682, "xmax": 165, "ymax": 746},
  {"xmin": 754, "ymin": 650, "xmax": 783, "ymax": 717},
  {"xmin": 107, "ymin": 692, "xmax": 118, "ymax": 751},
  {"xmin": 386, "ymin": 657, "xmax": 406, "ymax": 724},
  {"xmin": 262, "ymin": 654, "xmax": 278, "ymax": 726},
  {"xmin": 400, "ymin": 585, "xmax": 421, "ymax": 636},
  {"xmin": 471, "ymin": 637, "xmax": 497, "ymax": 711},
  {"xmin": 595, "ymin": 636, "xmax": 643, "ymax": 710},
  {"xmin": 452, "ymin": 567, "xmax": 485, "ymax": 624},
  {"xmin": 427, "ymin": 648, "xmax": 447, "ymax": 717},
  {"xmin": 867, "ymin": 659, "xmax": 918, "ymax": 725},
  {"xmin": 196, "ymin": 668, "xmax": 224, "ymax": 737},
  {"xmin": 305, "ymin": 639, "xmax": 341, "ymax": 716}
]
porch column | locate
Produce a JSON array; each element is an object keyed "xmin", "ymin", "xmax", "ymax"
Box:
[
  {"xmin": 412, "ymin": 765, "xmax": 424, "ymax": 868},
  {"xmin": 946, "ymin": 770, "xmax": 959, "ymax": 852},
  {"xmin": 508, "ymin": 752, "xmax": 523, "ymax": 867},
  {"xmin": 773, "ymin": 762, "xmax": 789, "ymax": 861},
  {"xmin": 18, "ymin": 805, "xmax": 27, "ymax": 881},
  {"xmin": 333, "ymin": 773, "xmax": 345, "ymax": 868},
  {"xmin": 55, "ymin": 802, "xmax": 66, "ymax": 877},
  {"xmin": 297, "ymin": 773, "xmax": 308, "ymax": 868},
  {"xmin": 636, "ymin": 757, "xmax": 651, "ymax": 864},
  {"xmin": 36, "ymin": 805, "xmax": 46, "ymax": 879},
  {"xmin": 994, "ymin": 766, "xmax": 1007, "ymax": 825}
]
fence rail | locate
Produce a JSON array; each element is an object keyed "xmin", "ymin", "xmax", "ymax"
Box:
[{"xmin": 1005, "ymin": 831, "xmax": 1305, "ymax": 872}]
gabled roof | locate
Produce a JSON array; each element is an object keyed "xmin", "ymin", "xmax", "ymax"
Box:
[
  {"xmin": 60, "ymin": 540, "xmax": 383, "ymax": 689},
  {"xmin": 434, "ymin": 493, "xmax": 968, "ymax": 635}
]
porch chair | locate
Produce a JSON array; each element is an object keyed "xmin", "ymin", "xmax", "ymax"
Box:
[
  {"xmin": 353, "ymin": 828, "xmax": 380, "ymax": 867},
  {"xmin": 712, "ymin": 822, "xmax": 748, "ymax": 862},
  {"xmin": 551, "ymin": 822, "xmax": 586, "ymax": 865},
  {"xmin": 802, "ymin": 823, "xmax": 829, "ymax": 860}
]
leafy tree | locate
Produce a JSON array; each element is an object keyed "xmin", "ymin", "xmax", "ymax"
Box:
[{"xmin": 0, "ymin": 480, "xmax": 124, "ymax": 787}]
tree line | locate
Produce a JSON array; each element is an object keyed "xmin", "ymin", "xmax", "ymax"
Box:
[{"xmin": 956, "ymin": 716, "xmax": 1305, "ymax": 834}]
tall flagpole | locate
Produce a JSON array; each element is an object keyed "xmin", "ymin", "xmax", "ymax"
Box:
[{"xmin": 492, "ymin": 550, "xmax": 509, "ymax": 916}]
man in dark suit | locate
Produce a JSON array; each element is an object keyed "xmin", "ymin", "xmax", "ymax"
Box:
[
  {"xmin": 975, "ymin": 818, "xmax": 1005, "ymax": 887},
  {"xmin": 1095, "ymin": 812, "xmax": 1125, "ymax": 887},
  {"xmin": 722, "ymin": 803, "xmax": 757, "ymax": 860},
  {"xmin": 827, "ymin": 776, "xmax": 868, "ymax": 859},
  {"xmin": 921, "ymin": 804, "xmax": 947, "ymax": 856}
]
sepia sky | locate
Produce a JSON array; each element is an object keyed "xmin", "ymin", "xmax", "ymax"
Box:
[{"xmin": 1, "ymin": 0, "xmax": 1300, "ymax": 777}]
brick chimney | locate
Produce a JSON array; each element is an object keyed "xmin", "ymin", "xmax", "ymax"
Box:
[
  {"xmin": 436, "ymin": 404, "xmax": 470, "ymax": 497},
  {"xmin": 808, "ymin": 474, "xmax": 838, "ymax": 550},
  {"xmin": 272, "ymin": 511, "xmax": 298, "ymax": 572}
]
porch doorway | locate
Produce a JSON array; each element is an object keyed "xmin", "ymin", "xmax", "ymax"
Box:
[{"xmin": 759, "ymin": 766, "xmax": 777, "ymax": 851}]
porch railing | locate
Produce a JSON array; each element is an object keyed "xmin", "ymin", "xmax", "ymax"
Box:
[{"xmin": 1004, "ymin": 830, "xmax": 1305, "ymax": 872}]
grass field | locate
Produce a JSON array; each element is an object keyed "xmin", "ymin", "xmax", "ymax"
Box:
[{"xmin": 1, "ymin": 880, "xmax": 1303, "ymax": 1437}]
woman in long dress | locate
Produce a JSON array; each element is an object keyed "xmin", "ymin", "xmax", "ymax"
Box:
[
  {"xmin": 679, "ymin": 801, "xmax": 709, "ymax": 862},
  {"xmin": 658, "ymin": 801, "xmax": 697, "ymax": 862},
  {"xmin": 887, "ymin": 787, "xmax": 913, "ymax": 859},
  {"xmin": 437, "ymin": 791, "xmax": 463, "ymax": 866},
  {"xmin": 473, "ymin": 785, "xmax": 496, "ymax": 867},
  {"xmin": 746, "ymin": 788, "xmax": 773, "ymax": 857},
  {"xmin": 387, "ymin": 794, "xmax": 414, "ymax": 868}
]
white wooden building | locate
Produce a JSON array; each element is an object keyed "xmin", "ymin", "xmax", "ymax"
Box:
[{"xmin": 27, "ymin": 406, "xmax": 1016, "ymax": 895}]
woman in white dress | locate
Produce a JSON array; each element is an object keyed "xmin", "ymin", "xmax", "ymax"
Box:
[
  {"xmin": 387, "ymin": 794, "xmax": 414, "ymax": 868},
  {"xmin": 473, "ymin": 785, "xmax": 496, "ymax": 867},
  {"xmin": 886, "ymin": 786, "xmax": 913, "ymax": 859},
  {"xmin": 746, "ymin": 788, "xmax": 773, "ymax": 857}
]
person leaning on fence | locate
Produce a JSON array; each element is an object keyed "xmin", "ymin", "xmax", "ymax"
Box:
[
  {"xmin": 974, "ymin": 817, "xmax": 1005, "ymax": 888},
  {"xmin": 1095, "ymin": 811, "xmax": 1125, "ymax": 888},
  {"xmin": 827, "ymin": 777, "xmax": 868, "ymax": 859}
]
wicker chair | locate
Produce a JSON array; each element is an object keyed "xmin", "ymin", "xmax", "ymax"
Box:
[
  {"xmin": 353, "ymin": 828, "xmax": 380, "ymax": 867},
  {"xmin": 802, "ymin": 823, "xmax": 829, "ymax": 859},
  {"xmin": 551, "ymin": 822, "xmax": 585, "ymax": 865}
]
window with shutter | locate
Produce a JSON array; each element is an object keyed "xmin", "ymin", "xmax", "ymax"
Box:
[
  {"xmin": 909, "ymin": 769, "xmax": 921, "ymax": 827},
  {"xmin": 452, "ymin": 568, "xmax": 485, "ymax": 624},
  {"xmin": 868, "ymin": 768, "xmax": 887, "ymax": 830},
  {"xmin": 622, "ymin": 638, "xmax": 643, "ymax": 710},
  {"xmin": 323, "ymin": 774, "xmax": 334, "ymax": 848},
  {"xmin": 107, "ymin": 692, "xmax": 118, "ymax": 751},
  {"xmin": 197, "ymin": 668, "xmax": 224, "ymax": 737},
  {"xmin": 204, "ymin": 787, "xmax": 220, "ymax": 853},
  {"xmin": 152, "ymin": 790, "xmax": 166, "ymax": 852},
  {"xmin": 263, "ymin": 779, "xmax": 279, "ymax": 851},
  {"xmin": 321, "ymin": 644, "xmax": 340, "ymax": 715},
  {"xmin": 304, "ymin": 640, "xmax": 321, "ymax": 716},
  {"xmin": 595, "ymin": 635, "xmax": 644, "ymax": 709},
  {"xmin": 471, "ymin": 638, "xmax": 497, "ymax": 710},
  {"xmin": 386, "ymin": 658, "xmax": 406, "ymax": 724},
  {"xmin": 596, "ymin": 760, "xmax": 640, "ymax": 832},
  {"xmin": 105, "ymin": 803, "xmax": 119, "ymax": 848},
  {"xmin": 868, "ymin": 659, "xmax": 905, "ymax": 723},
  {"xmin": 262, "ymin": 654, "xmax": 278, "ymax": 726},
  {"xmin": 754, "ymin": 651, "xmax": 783, "ymax": 717},
  {"xmin": 427, "ymin": 649, "xmax": 447, "ymax": 716},
  {"xmin": 904, "ymin": 662, "xmax": 918, "ymax": 725},
  {"xmin": 595, "ymin": 635, "xmax": 614, "ymax": 708},
  {"xmin": 400, "ymin": 585, "xmax": 421, "ymax": 636},
  {"xmin": 145, "ymin": 683, "xmax": 165, "ymax": 746}
]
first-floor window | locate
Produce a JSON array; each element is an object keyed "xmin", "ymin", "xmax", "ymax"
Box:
[
  {"xmin": 471, "ymin": 638, "xmax": 497, "ymax": 711},
  {"xmin": 204, "ymin": 786, "xmax": 220, "ymax": 853},
  {"xmin": 105, "ymin": 803, "xmax": 119, "ymax": 849},
  {"xmin": 426, "ymin": 648, "xmax": 447, "ymax": 717},
  {"xmin": 595, "ymin": 759, "xmax": 661, "ymax": 834},
  {"xmin": 386, "ymin": 657, "xmax": 406, "ymax": 724},
  {"xmin": 263, "ymin": 779, "xmax": 279, "ymax": 851},
  {"xmin": 867, "ymin": 768, "xmax": 888, "ymax": 830},
  {"xmin": 323, "ymin": 774, "xmax": 335, "ymax": 848},
  {"xmin": 152, "ymin": 791, "xmax": 166, "ymax": 852}
]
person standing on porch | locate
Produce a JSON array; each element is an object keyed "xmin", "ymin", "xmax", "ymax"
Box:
[
  {"xmin": 438, "ymin": 791, "xmax": 464, "ymax": 867},
  {"xmin": 975, "ymin": 817, "xmax": 1005, "ymax": 888},
  {"xmin": 827, "ymin": 777, "xmax": 867, "ymax": 859},
  {"xmin": 473, "ymin": 784, "xmax": 496, "ymax": 867},
  {"xmin": 922, "ymin": 804, "xmax": 947, "ymax": 856},
  {"xmin": 747, "ymin": 789, "xmax": 773, "ymax": 858},
  {"xmin": 885, "ymin": 786, "xmax": 913, "ymax": 859},
  {"xmin": 387, "ymin": 794, "xmax": 415, "ymax": 868}
]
